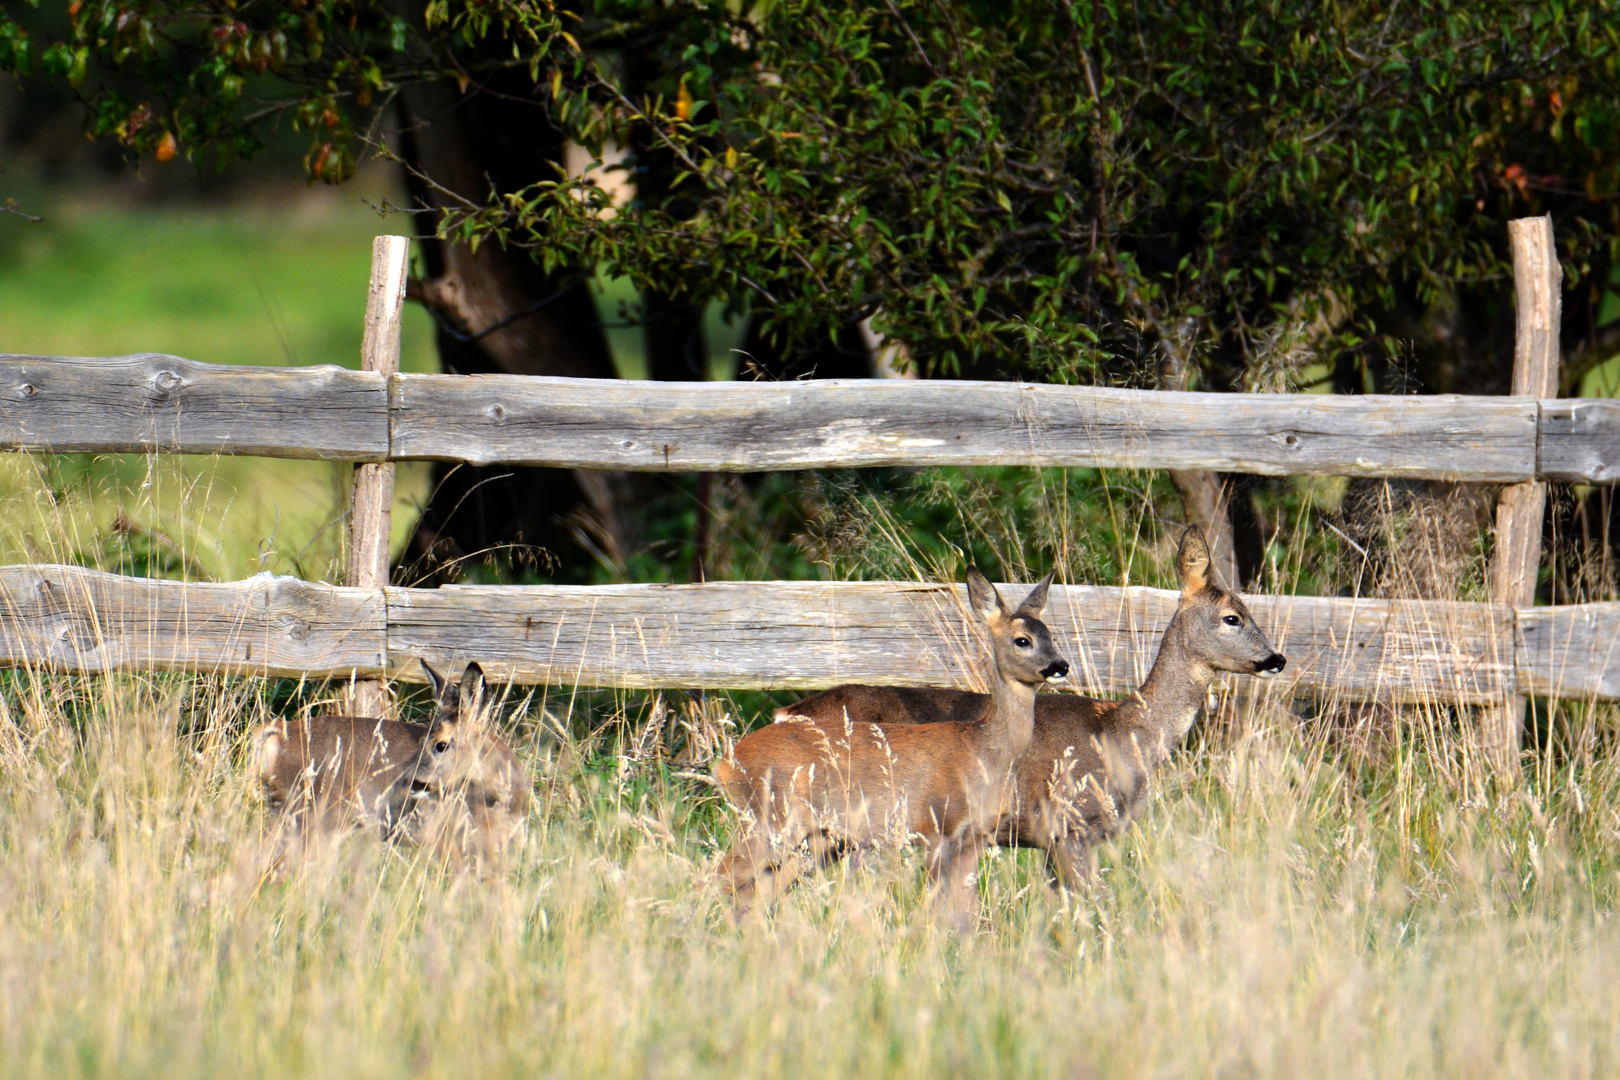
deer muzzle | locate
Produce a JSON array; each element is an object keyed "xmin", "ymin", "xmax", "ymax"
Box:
[
  {"xmin": 1041, "ymin": 660, "xmax": 1071, "ymax": 683},
  {"xmin": 1254, "ymin": 653, "xmax": 1287, "ymax": 677}
]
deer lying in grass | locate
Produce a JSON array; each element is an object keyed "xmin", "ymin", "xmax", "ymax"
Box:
[
  {"xmin": 254, "ymin": 661, "xmax": 529, "ymax": 872},
  {"xmin": 776, "ymin": 528, "xmax": 1286, "ymax": 891},
  {"xmin": 713, "ymin": 568, "xmax": 1071, "ymax": 931}
]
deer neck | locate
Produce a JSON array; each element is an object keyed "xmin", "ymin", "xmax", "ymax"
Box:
[
  {"xmin": 980, "ymin": 670, "xmax": 1038, "ymax": 769},
  {"xmin": 1114, "ymin": 615, "xmax": 1212, "ymax": 759}
]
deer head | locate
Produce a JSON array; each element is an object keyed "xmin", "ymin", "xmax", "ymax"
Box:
[{"xmin": 965, "ymin": 567, "xmax": 1071, "ymax": 687}]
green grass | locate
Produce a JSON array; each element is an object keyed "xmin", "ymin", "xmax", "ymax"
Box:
[
  {"xmin": 0, "ymin": 191, "xmax": 436, "ymax": 581},
  {"xmin": 0, "ymin": 194, "xmax": 439, "ymax": 373}
]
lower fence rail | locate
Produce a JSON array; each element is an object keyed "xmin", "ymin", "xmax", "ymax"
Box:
[{"xmin": 0, "ymin": 564, "xmax": 1614, "ymax": 704}]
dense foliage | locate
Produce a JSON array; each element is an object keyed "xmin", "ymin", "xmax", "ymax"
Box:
[{"xmin": 5, "ymin": 0, "xmax": 1618, "ymax": 389}]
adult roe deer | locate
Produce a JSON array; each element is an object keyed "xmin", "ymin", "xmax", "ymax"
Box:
[
  {"xmin": 254, "ymin": 661, "xmax": 529, "ymax": 871},
  {"xmin": 712, "ymin": 567, "xmax": 1071, "ymax": 931},
  {"xmin": 775, "ymin": 528, "xmax": 1285, "ymax": 890}
]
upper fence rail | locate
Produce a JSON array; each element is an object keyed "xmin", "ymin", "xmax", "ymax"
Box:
[{"xmin": 4, "ymin": 353, "xmax": 1618, "ymax": 484}]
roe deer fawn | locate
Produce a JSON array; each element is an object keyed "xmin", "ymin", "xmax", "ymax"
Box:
[
  {"xmin": 254, "ymin": 661, "xmax": 529, "ymax": 871},
  {"xmin": 776, "ymin": 528, "xmax": 1285, "ymax": 891},
  {"xmin": 712, "ymin": 568, "xmax": 1071, "ymax": 931},
  {"xmin": 410, "ymin": 661, "xmax": 532, "ymax": 871}
]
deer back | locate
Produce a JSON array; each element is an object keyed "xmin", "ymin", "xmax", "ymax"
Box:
[
  {"xmin": 778, "ymin": 688, "xmax": 1139, "ymax": 846},
  {"xmin": 253, "ymin": 716, "xmax": 430, "ymax": 836}
]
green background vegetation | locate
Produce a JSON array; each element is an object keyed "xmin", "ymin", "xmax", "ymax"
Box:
[{"xmin": 0, "ymin": 186, "xmax": 436, "ymax": 581}]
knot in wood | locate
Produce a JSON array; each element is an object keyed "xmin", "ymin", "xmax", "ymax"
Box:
[
  {"xmin": 56, "ymin": 618, "xmax": 97, "ymax": 653},
  {"xmin": 149, "ymin": 369, "xmax": 186, "ymax": 397},
  {"xmin": 488, "ymin": 403, "xmax": 506, "ymax": 422},
  {"xmin": 16, "ymin": 382, "xmax": 36, "ymax": 399}
]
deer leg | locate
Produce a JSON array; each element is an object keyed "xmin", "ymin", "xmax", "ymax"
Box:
[
  {"xmin": 1037, "ymin": 845, "xmax": 1065, "ymax": 900},
  {"xmin": 1047, "ymin": 833, "xmax": 1096, "ymax": 895},
  {"xmin": 717, "ymin": 796, "xmax": 770, "ymax": 908},
  {"xmin": 258, "ymin": 816, "xmax": 306, "ymax": 881},
  {"xmin": 833, "ymin": 839, "xmax": 875, "ymax": 875},
  {"xmin": 719, "ymin": 829, "xmax": 770, "ymax": 910},
  {"xmin": 746, "ymin": 855, "xmax": 805, "ymax": 909},
  {"xmin": 928, "ymin": 833, "xmax": 986, "ymax": 935}
]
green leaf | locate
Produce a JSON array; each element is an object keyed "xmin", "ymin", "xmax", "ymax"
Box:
[{"xmin": 40, "ymin": 41, "xmax": 71, "ymax": 77}]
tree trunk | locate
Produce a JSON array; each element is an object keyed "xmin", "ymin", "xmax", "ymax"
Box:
[
  {"xmin": 1157, "ymin": 320, "xmax": 1239, "ymax": 589},
  {"xmin": 1168, "ymin": 468, "xmax": 1238, "ymax": 590},
  {"xmin": 395, "ymin": 81, "xmax": 648, "ymax": 579}
]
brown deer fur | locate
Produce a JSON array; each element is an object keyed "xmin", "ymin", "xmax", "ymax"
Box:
[
  {"xmin": 713, "ymin": 568, "xmax": 1071, "ymax": 930},
  {"xmin": 410, "ymin": 661, "xmax": 532, "ymax": 871},
  {"xmin": 253, "ymin": 661, "xmax": 529, "ymax": 871},
  {"xmin": 776, "ymin": 529, "xmax": 1286, "ymax": 890}
]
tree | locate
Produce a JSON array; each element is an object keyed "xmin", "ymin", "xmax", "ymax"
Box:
[{"xmin": 7, "ymin": 0, "xmax": 1618, "ymax": 583}]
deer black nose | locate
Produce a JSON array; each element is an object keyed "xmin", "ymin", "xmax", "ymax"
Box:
[
  {"xmin": 1042, "ymin": 660, "xmax": 1070, "ymax": 682},
  {"xmin": 1255, "ymin": 653, "xmax": 1287, "ymax": 676}
]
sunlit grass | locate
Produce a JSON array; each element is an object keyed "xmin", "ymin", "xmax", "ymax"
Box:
[
  {"xmin": 0, "ymin": 190, "xmax": 439, "ymax": 373},
  {"xmin": 0, "ymin": 457, "xmax": 1616, "ymax": 1077},
  {"xmin": 0, "ymin": 662, "xmax": 1616, "ymax": 1079}
]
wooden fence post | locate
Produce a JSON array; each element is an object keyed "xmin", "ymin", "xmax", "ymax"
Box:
[
  {"xmin": 1485, "ymin": 215, "xmax": 1561, "ymax": 778},
  {"xmin": 345, "ymin": 234, "xmax": 410, "ymax": 718}
]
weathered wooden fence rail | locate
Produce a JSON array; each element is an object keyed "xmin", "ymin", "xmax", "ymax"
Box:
[
  {"xmin": 2, "ymin": 563, "xmax": 1617, "ymax": 703},
  {"xmin": 3, "ymin": 353, "xmax": 1618, "ymax": 483}
]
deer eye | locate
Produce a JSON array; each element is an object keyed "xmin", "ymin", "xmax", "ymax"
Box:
[
  {"xmin": 434, "ymin": 741, "xmax": 451, "ymax": 753},
  {"xmin": 1014, "ymin": 636, "xmax": 1031, "ymax": 648},
  {"xmin": 1222, "ymin": 615, "xmax": 1241, "ymax": 627}
]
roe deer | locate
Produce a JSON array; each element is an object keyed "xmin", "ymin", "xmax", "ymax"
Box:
[
  {"xmin": 410, "ymin": 661, "xmax": 532, "ymax": 871},
  {"xmin": 254, "ymin": 661, "xmax": 529, "ymax": 871},
  {"xmin": 712, "ymin": 568, "xmax": 1071, "ymax": 931},
  {"xmin": 775, "ymin": 528, "xmax": 1285, "ymax": 891}
]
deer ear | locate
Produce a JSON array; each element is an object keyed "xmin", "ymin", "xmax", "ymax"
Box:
[
  {"xmin": 458, "ymin": 662, "xmax": 489, "ymax": 724},
  {"xmin": 965, "ymin": 566, "xmax": 1007, "ymax": 623},
  {"xmin": 1017, "ymin": 570, "xmax": 1055, "ymax": 617},
  {"xmin": 420, "ymin": 659, "xmax": 447, "ymax": 701},
  {"xmin": 1176, "ymin": 527, "xmax": 1211, "ymax": 593}
]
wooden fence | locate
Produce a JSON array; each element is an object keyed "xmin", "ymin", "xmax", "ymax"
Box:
[{"xmin": 0, "ymin": 221, "xmax": 1615, "ymax": 772}]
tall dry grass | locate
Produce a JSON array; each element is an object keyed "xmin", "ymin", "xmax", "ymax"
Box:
[
  {"xmin": 0, "ymin": 464, "xmax": 1616, "ymax": 1077},
  {"xmin": 0, "ymin": 669, "xmax": 1617, "ymax": 1078}
]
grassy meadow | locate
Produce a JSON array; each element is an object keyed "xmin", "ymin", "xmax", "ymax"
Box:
[
  {"xmin": 0, "ymin": 631, "xmax": 1617, "ymax": 1078},
  {"xmin": 1, "ymin": 186, "xmax": 1619, "ymax": 1077},
  {"xmin": 0, "ymin": 455, "xmax": 1618, "ymax": 1077}
]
